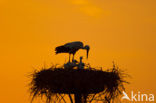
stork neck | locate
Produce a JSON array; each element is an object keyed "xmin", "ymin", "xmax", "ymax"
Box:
[{"xmin": 82, "ymin": 46, "xmax": 86, "ymax": 49}]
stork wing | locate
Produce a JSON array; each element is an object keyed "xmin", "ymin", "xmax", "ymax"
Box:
[
  {"xmin": 64, "ymin": 41, "xmax": 83, "ymax": 48},
  {"xmin": 55, "ymin": 45, "xmax": 70, "ymax": 54}
]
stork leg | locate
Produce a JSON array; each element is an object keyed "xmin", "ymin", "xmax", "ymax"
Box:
[
  {"xmin": 69, "ymin": 54, "xmax": 71, "ymax": 62},
  {"xmin": 72, "ymin": 54, "xmax": 75, "ymax": 62}
]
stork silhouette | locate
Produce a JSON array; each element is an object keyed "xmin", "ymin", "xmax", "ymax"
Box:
[{"xmin": 55, "ymin": 41, "xmax": 90, "ymax": 62}]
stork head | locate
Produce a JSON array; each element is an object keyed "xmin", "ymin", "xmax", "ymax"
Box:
[{"xmin": 83, "ymin": 45, "xmax": 90, "ymax": 59}]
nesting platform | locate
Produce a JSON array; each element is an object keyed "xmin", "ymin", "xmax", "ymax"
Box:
[{"xmin": 30, "ymin": 66, "xmax": 126, "ymax": 103}]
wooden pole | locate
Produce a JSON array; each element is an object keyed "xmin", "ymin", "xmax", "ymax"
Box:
[
  {"xmin": 74, "ymin": 93, "xmax": 82, "ymax": 103},
  {"xmin": 74, "ymin": 93, "xmax": 88, "ymax": 103},
  {"xmin": 68, "ymin": 94, "xmax": 73, "ymax": 103}
]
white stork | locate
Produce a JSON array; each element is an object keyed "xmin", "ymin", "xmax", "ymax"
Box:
[{"xmin": 55, "ymin": 41, "xmax": 90, "ymax": 62}]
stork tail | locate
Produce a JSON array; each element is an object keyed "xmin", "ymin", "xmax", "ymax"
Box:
[{"xmin": 55, "ymin": 46, "xmax": 70, "ymax": 54}]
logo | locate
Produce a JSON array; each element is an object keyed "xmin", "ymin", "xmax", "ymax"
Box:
[{"xmin": 121, "ymin": 91, "xmax": 154, "ymax": 102}]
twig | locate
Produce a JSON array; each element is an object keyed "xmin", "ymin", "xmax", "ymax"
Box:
[{"xmin": 68, "ymin": 94, "xmax": 73, "ymax": 103}]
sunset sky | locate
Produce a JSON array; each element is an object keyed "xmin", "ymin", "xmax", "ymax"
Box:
[{"xmin": 0, "ymin": 0, "xmax": 156, "ymax": 103}]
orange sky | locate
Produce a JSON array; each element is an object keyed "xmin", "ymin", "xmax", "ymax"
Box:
[{"xmin": 0, "ymin": 0, "xmax": 156, "ymax": 103}]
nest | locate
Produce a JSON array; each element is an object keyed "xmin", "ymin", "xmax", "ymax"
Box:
[{"xmin": 30, "ymin": 64, "xmax": 127, "ymax": 103}]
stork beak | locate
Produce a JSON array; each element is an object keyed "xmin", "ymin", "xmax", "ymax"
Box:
[{"xmin": 86, "ymin": 49, "xmax": 89, "ymax": 59}]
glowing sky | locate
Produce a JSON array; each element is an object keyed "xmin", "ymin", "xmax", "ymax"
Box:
[{"xmin": 0, "ymin": 0, "xmax": 156, "ymax": 102}]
